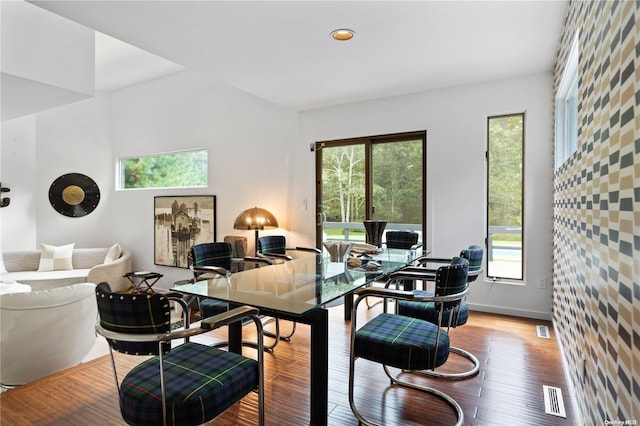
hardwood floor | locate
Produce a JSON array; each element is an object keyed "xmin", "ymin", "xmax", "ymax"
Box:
[{"xmin": 0, "ymin": 303, "xmax": 575, "ymax": 425}]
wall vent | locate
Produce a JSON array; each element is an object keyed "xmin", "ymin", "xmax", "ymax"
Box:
[
  {"xmin": 543, "ymin": 385, "xmax": 566, "ymax": 418},
  {"xmin": 536, "ymin": 325, "xmax": 550, "ymax": 338}
]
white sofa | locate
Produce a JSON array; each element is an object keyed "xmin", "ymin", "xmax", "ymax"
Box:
[
  {"xmin": 0, "ymin": 282, "xmax": 98, "ymax": 386},
  {"xmin": 1, "ymin": 247, "xmax": 132, "ymax": 292}
]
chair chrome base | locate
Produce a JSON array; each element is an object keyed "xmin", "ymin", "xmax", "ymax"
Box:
[
  {"xmin": 210, "ymin": 316, "xmax": 282, "ymax": 351},
  {"xmin": 383, "ymin": 365, "xmax": 464, "ymax": 426},
  {"xmin": 365, "ymin": 297, "xmax": 383, "ymax": 310},
  {"xmin": 263, "ymin": 318, "xmax": 296, "ymax": 342},
  {"xmin": 210, "ymin": 317, "xmax": 297, "ymax": 351},
  {"xmin": 407, "ymin": 346, "xmax": 480, "ymax": 380},
  {"xmin": 349, "ymin": 361, "xmax": 464, "ymax": 426}
]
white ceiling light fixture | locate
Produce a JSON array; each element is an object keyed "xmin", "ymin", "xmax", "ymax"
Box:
[{"xmin": 331, "ymin": 29, "xmax": 355, "ymax": 41}]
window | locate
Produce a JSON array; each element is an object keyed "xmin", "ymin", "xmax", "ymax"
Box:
[
  {"xmin": 487, "ymin": 113, "xmax": 524, "ymax": 281},
  {"xmin": 118, "ymin": 149, "xmax": 208, "ymax": 190},
  {"xmin": 315, "ymin": 132, "xmax": 425, "ymax": 246},
  {"xmin": 555, "ymin": 31, "xmax": 579, "ymax": 169}
]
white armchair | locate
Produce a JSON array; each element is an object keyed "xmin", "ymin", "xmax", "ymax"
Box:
[{"xmin": 0, "ymin": 282, "xmax": 97, "ymax": 387}]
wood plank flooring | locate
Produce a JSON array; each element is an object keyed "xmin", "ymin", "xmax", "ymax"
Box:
[{"xmin": 0, "ymin": 303, "xmax": 575, "ymax": 425}]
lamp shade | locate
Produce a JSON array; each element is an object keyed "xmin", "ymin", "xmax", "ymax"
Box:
[{"xmin": 233, "ymin": 207, "xmax": 278, "ymax": 230}]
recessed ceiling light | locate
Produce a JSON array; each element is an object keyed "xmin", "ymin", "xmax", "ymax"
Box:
[{"xmin": 331, "ymin": 29, "xmax": 355, "ymax": 41}]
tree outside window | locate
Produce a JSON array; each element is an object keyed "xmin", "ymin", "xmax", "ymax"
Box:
[{"xmin": 119, "ymin": 149, "xmax": 208, "ymax": 190}]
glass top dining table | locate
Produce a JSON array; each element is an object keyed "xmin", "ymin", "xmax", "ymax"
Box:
[
  {"xmin": 172, "ymin": 248, "xmax": 421, "ymax": 317},
  {"xmin": 171, "ymin": 247, "xmax": 424, "ymax": 426}
]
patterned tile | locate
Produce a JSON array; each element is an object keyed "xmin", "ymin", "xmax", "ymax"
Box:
[{"xmin": 553, "ymin": 1, "xmax": 639, "ymax": 424}]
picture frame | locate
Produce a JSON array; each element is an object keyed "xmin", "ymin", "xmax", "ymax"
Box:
[{"xmin": 154, "ymin": 195, "xmax": 216, "ymax": 268}]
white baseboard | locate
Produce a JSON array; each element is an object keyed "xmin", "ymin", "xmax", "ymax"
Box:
[
  {"xmin": 553, "ymin": 318, "xmax": 583, "ymax": 426},
  {"xmin": 467, "ymin": 302, "xmax": 552, "ymax": 321}
]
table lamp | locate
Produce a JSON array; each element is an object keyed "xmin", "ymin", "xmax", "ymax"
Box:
[{"xmin": 233, "ymin": 207, "xmax": 279, "ymax": 255}]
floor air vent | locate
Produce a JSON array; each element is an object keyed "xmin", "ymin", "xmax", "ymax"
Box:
[
  {"xmin": 536, "ymin": 325, "xmax": 550, "ymax": 339},
  {"xmin": 543, "ymin": 385, "xmax": 566, "ymax": 418}
]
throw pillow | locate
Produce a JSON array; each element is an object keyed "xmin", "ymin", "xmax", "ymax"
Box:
[
  {"xmin": 104, "ymin": 243, "xmax": 122, "ymax": 264},
  {"xmin": 37, "ymin": 243, "xmax": 75, "ymax": 271}
]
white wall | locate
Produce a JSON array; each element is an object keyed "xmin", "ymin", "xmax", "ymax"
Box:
[
  {"xmin": 1, "ymin": 94, "xmax": 113, "ymax": 250},
  {"xmin": 297, "ymin": 72, "xmax": 554, "ymax": 319},
  {"xmin": 1, "ymin": 115, "xmax": 37, "ymax": 250},
  {"xmin": 108, "ymin": 70, "xmax": 299, "ymax": 288},
  {"xmin": 32, "ymin": 93, "xmax": 115, "ymax": 248}
]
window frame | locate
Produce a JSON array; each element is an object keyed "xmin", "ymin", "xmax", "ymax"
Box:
[
  {"xmin": 486, "ymin": 113, "xmax": 525, "ymax": 282},
  {"xmin": 555, "ymin": 30, "xmax": 579, "ymax": 169}
]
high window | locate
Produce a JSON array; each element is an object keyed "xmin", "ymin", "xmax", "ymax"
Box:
[
  {"xmin": 117, "ymin": 149, "xmax": 208, "ymax": 190},
  {"xmin": 555, "ymin": 31, "xmax": 579, "ymax": 169},
  {"xmin": 487, "ymin": 113, "xmax": 524, "ymax": 281}
]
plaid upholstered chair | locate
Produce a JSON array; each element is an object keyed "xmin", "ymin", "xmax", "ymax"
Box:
[
  {"xmin": 348, "ymin": 259, "xmax": 469, "ymax": 426},
  {"xmin": 257, "ymin": 235, "xmax": 321, "ymax": 262},
  {"xmin": 190, "ymin": 241, "xmax": 235, "ymax": 280},
  {"xmin": 385, "ymin": 230, "xmax": 422, "ymax": 250},
  {"xmin": 396, "ymin": 245, "xmax": 484, "ymax": 379},
  {"xmin": 189, "ymin": 242, "xmax": 234, "ymax": 334},
  {"xmin": 94, "ymin": 282, "xmax": 264, "ymax": 426},
  {"xmin": 189, "ymin": 242, "xmax": 282, "ymax": 350}
]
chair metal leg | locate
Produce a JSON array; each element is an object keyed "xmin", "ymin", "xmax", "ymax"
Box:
[
  {"xmin": 382, "ymin": 365, "xmax": 464, "ymax": 425},
  {"xmin": 209, "ymin": 316, "xmax": 281, "ymax": 351},
  {"xmin": 365, "ymin": 281, "xmax": 386, "ymax": 310},
  {"xmin": 409, "ymin": 346, "xmax": 480, "ymax": 379},
  {"xmin": 365, "ymin": 297, "xmax": 383, "ymax": 310},
  {"xmin": 278, "ymin": 321, "xmax": 297, "ymax": 341},
  {"xmin": 349, "ymin": 358, "xmax": 464, "ymax": 426},
  {"xmin": 263, "ymin": 318, "xmax": 296, "ymax": 341},
  {"xmin": 258, "ymin": 317, "xmax": 280, "ymax": 351}
]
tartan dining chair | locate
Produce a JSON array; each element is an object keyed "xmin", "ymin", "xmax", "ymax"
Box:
[
  {"xmin": 364, "ymin": 230, "xmax": 421, "ymax": 309},
  {"xmin": 189, "ymin": 242, "xmax": 282, "ymax": 350},
  {"xmin": 396, "ymin": 245, "xmax": 484, "ymax": 379},
  {"xmin": 348, "ymin": 258, "xmax": 469, "ymax": 426},
  {"xmin": 257, "ymin": 235, "xmax": 321, "ymax": 261},
  {"xmin": 94, "ymin": 282, "xmax": 265, "ymax": 426},
  {"xmin": 385, "ymin": 230, "xmax": 422, "ymax": 250}
]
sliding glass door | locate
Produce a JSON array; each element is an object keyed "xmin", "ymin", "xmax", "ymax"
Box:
[{"xmin": 315, "ymin": 131, "xmax": 425, "ymax": 247}]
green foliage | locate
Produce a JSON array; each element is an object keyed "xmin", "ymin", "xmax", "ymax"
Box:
[
  {"xmin": 372, "ymin": 140, "xmax": 422, "ymax": 223},
  {"xmin": 122, "ymin": 150, "xmax": 208, "ymax": 189},
  {"xmin": 488, "ymin": 115, "xmax": 523, "ymax": 227},
  {"xmin": 321, "ymin": 140, "xmax": 422, "ymax": 224}
]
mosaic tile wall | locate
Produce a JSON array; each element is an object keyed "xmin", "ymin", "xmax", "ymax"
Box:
[{"xmin": 552, "ymin": 1, "xmax": 639, "ymax": 424}]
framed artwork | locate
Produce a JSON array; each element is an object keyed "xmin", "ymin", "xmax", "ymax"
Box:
[{"xmin": 154, "ymin": 195, "xmax": 216, "ymax": 268}]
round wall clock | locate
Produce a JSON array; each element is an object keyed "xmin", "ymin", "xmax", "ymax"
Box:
[{"xmin": 49, "ymin": 173, "xmax": 100, "ymax": 217}]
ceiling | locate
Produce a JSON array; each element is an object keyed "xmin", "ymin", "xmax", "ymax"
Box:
[
  {"xmin": 30, "ymin": 0, "xmax": 569, "ymax": 112},
  {"xmin": 94, "ymin": 31, "xmax": 185, "ymax": 93}
]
